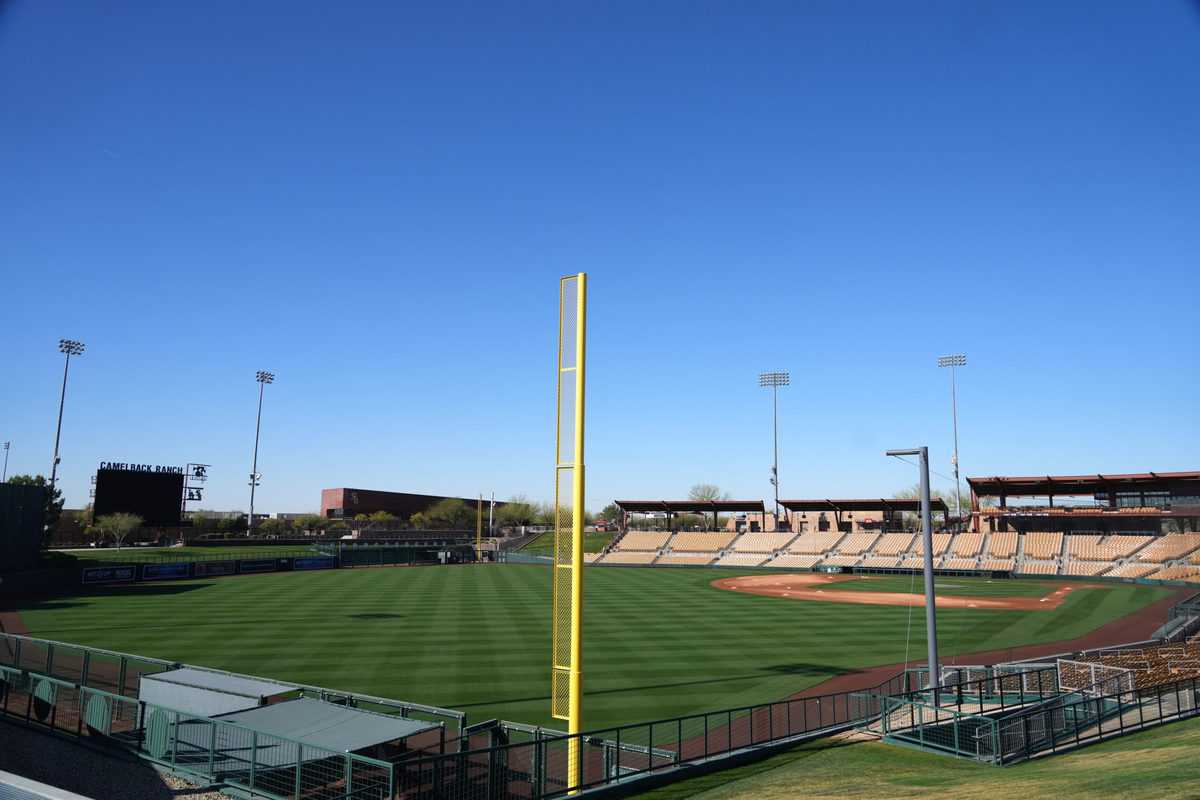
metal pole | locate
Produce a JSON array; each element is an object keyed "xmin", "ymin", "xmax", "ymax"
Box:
[
  {"xmin": 918, "ymin": 446, "xmax": 939, "ymax": 695},
  {"xmin": 2, "ymin": 442, "xmax": 9, "ymax": 483},
  {"xmin": 489, "ymin": 492, "xmax": 495, "ymax": 536},
  {"xmin": 950, "ymin": 366, "xmax": 961, "ymax": 520},
  {"xmin": 248, "ymin": 380, "xmax": 264, "ymax": 535},
  {"xmin": 49, "ymin": 352, "xmax": 71, "ymax": 497},
  {"xmin": 886, "ymin": 447, "xmax": 939, "ymax": 696},
  {"xmin": 568, "ymin": 272, "xmax": 587, "ymax": 789},
  {"xmin": 772, "ymin": 383, "xmax": 779, "ymax": 525}
]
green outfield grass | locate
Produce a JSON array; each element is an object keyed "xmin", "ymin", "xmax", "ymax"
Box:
[
  {"xmin": 520, "ymin": 530, "xmax": 613, "ymax": 555},
  {"xmin": 639, "ymin": 716, "xmax": 1200, "ymax": 799},
  {"xmin": 11, "ymin": 565, "xmax": 1172, "ymax": 730}
]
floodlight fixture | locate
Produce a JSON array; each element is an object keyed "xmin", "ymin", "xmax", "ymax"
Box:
[
  {"xmin": 248, "ymin": 370, "xmax": 276, "ymax": 533},
  {"xmin": 256, "ymin": 370, "xmax": 275, "ymax": 384},
  {"xmin": 59, "ymin": 339, "xmax": 86, "ymax": 356}
]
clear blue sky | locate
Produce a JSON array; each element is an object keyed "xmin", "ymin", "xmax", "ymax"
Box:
[{"xmin": 2, "ymin": 1, "xmax": 1197, "ymax": 514}]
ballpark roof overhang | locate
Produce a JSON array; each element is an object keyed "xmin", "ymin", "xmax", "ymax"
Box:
[
  {"xmin": 779, "ymin": 498, "xmax": 949, "ymax": 514},
  {"xmin": 967, "ymin": 471, "xmax": 1200, "ymax": 498},
  {"xmin": 614, "ymin": 500, "xmax": 765, "ymax": 513}
]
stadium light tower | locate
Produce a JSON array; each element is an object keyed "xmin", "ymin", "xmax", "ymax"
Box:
[
  {"xmin": 49, "ymin": 339, "xmax": 86, "ymax": 501},
  {"xmin": 937, "ymin": 354, "xmax": 967, "ymax": 520},
  {"xmin": 759, "ymin": 371, "xmax": 789, "ymax": 526},
  {"xmin": 886, "ymin": 446, "xmax": 939, "ymax": 696},
  {"xmin": 2, "ymin": 441, "xmax": 10, "ymax": 483},
  {"xmin": 247, "ymin": 370, "xmax": 275, "ymax": 535}
]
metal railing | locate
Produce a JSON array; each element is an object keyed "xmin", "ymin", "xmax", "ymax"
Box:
[{"xmin": 0, "ymin": 665, "xmax": 394, "ymax": 800}]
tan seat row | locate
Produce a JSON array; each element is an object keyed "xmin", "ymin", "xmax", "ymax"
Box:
[
  {"xmin": 1024, "ymin": 532, "xmax": 1063, "ymax": 559},
  {"xmin": 787, "ymin": 532, "xmax": 845, "ymax": 554},
  {"xmin": 669, "ymin": 532, "xmax": 736, "ymax": 552},
  {"xmin": 988, "ymin": 532, "xmax": 1018, "ymax": 558},
  {"xmin": 657, "ymin": 552, "xmax": 716, "ymax": 566},
  {"xmin": 614, "ymin": 531, "xmax": 670, "ymax": 551},
  {"xmin": 1019, "ymin": 560, "xmax": 1059, "ymax": 575},
  {"xmin": 837, "ymin": 532, "xmax": 880, "ymax": 554},
  {"xmin": 952, "ymin": 533, "xmax": 984, "ymax": 557},
  {"xmin": 1061, "ymin": 561, "xmax": 1111, "ymax": 576},
  {"xmin": 874, "ymin": 533, "xmax": 915, "ymax": 556},
  {"xmin": 600, "ymin": 551, "xmax": 658, "ymax": 565},
  {"xmin": 730, "ymin": 533, "xmax": 795, "ymax": 553},
  {"xmin": 767, "ymin": 554, "xmax": 822, "ymax": 568},
  {"xmin": 714, "ymin": 553, "xmax": 769, "ymax": 567},
  {"xmin": 1138, "ymin": 535, "xmax": 1200, "ymax": 563}
]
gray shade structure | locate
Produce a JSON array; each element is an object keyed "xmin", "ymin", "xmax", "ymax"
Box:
[
  {"xmin": 216, "ymin": 697, "xmax": 436, "ymax": 754},
  {"xmin": 140, "ymin": 668, "xmax": 294, "ymax": 718}
]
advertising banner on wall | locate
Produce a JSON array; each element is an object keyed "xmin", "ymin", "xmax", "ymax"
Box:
[
  {"xmin": 293, "ymin": 556, "xmax": 337, "ymax": 571},
  {"xmin": 81, "ymin": 566, "xmax": 137, "ymax": 585},
  {"xmin": 194, "ymin": 561, "xmax": 237, "ymax": 577},
  {"xmin": 141, "ymin": 562, "xmax": 192, "ymax": 581},
  {"xmin": 238, "ymin": 558, "xmax": 280, "ymax": 574}
]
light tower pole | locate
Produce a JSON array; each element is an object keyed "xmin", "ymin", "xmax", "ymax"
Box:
[
  {"xmin": 937, "ymin": 354, "xmax": 967, "ymax": 521},
  {"xmin": 886, "ymin": 446, "xmax": 939, "ymax": 695},
  {"xmin": 759, "ymin": 371, "xmax": 789, "ymax": 526},
  {"xmin": 50, "ymin": 339, "xmax": 86, "ymax": 500},
  {"xmin": 248, "ymin": 370, "xmax": 275, "ymax": 535},
  {"xmin": 2, "ymin": 441, "xmax": 10, "ymax": 483}
]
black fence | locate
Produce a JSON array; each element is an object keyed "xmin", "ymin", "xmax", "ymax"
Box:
[{"xmin": 392, "ymin": 671, "xmax": 917, "ymax": 799}]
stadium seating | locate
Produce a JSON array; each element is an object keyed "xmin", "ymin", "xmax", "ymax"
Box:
[
  {"xmin": 836, "ymin": 532, "xmax": 880, "ymax": 554},
  {"xmin": 819, "ymin": 555, "xmax": 860, "ymax": 567},
  {"xmin": 714, "ymin": 553, "xmax": 769, "ymax": 567},
  {"xmin": 614, "ymin": 531, "xmax": 671, "ymax": 551},
  {"xmin": 787, "ymin": 532, "xmax": 846, "ymax": 554},
  {"xmin": 657, "ymin": 552, "xmax": 716, "ymax": 566},
  {"xmin": 1149, "ymin": 565, "xmax": 1200, "ymax": 581},
  {"xmin": 729, "ymin": 533, "xmax": 795, "ymax": 553},
  {"xmin": 1019, "ymin": 560, "xmax": 1059, "ymax": 575},
  {"xmin": 1061, "ymin": 561, "xmax": 1111, "ymax": 577},
  {"xmin": 600, "ymin": 551, "xmax": 659, "ymax": 565},
  {"xmin": 858, "ymin": 556, "xmax": 900, "ymax": 568},
  {"xmin": 1106, "ymin": 562, "xmax": 1159, "ymax": 579},
  {"xmin": 952, "ymin": 533, "xmax": 984, "ymax": 557},
  {"xmin": 941, "ymin": 557, "xmax": 978, "ymax": 571},
  {"xmin": 898, "ymin": 556, "xmax": 925, "ymax": 570},
  {"xmin": 988, "ymin": 531, "xmax": 1018, "ymax": 558},
  {"xmin": 1066, "ymin": 535, "xmax": 1153, "ymax": 561},
  {"xmin": 1136, "ymin": 535, "xmax": 1200, "ymax": 563},
  {"xmin": 912, "ymin": 533, "xmax": 952, "ymax": 556},
  {"xmin": 768, "ymin": 554, "xmax": 823, "ymax": 568},
  {"xmin": 584, "ymin": 552, "xmax": 602, "ymax": 563},
  {"xmin": 669, "ymin": 532, "xmax": 737, "ymax": 552},
  {"xmin": 1023, "ymin": 532, "xmax": 1063, "ymax": 559},
  {"xmin": 980, "ymin": 558, "xmax": 1016, "ymax": 571},
  {"xmin": 873, "ymin": 533, "xmax": 915, "ymax": 556}
]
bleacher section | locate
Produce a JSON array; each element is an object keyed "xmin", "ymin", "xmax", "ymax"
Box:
[
  {"xmin": 730, "ymin": 533, "xmax": 795, "ymax": 553},
  {"xmin": 614, "ymin": 531, "xmax": 671, "ymax": 551},
  {"xmin": 988, "ymin": 532, "xmax": 1018, "ymax": 558},
  {"xmin": 657, "ymin": 552, "xmax": 716, "ymax": 566},
  {"xmin": 836, "ymin": 532, "xmax": 879, "ymax": 554},
  {"xmin": 1024, "ymin": 532, "xmax": 1063, "ymax": 559},
  {"xmin": 874, "ymin": 533, "xmax": 915, "ymax": 556},
  {"xmin": 591, "ymin": 527, "xmax": 1200, "ymax": 585},
  {"xmin": 601, "ymin": 551, "xmax": 658, "ymax": 565},
  {"xmin": 912, "ymin": 533, "xmax": 952, "ymax": 556},
  {"xmin": 1137, "ymin": 535, "xmax": 1200, "ymax": 563},
  {"xmin": 787, "ymin": 533, "xmax": 845, "ymax": 554},
  {"xmin": 1061, "ymin": 561, "xmax": 1111, "ymax": 577},
  {"xmin": 952, "ymin": 533, "xmax": 984, "ymax": 557},
  {"xmin": 714, "ymin": 552, "xmax": 769, "ymax": 567},
  {"xmin": 770, "ymin": 554, "xmax": 823, "ymax": 569},
  {"xmin": 669, "ymin": 532, "xmax": 737, "ymax": 552}
]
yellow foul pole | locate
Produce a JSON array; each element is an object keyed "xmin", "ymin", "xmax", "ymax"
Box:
[
  {"xmin": 477, "ymin": 494, "xmax": 483, "ymax": 562},
  {"xmin": 552, "ymin": 272, "xmax": 586, "ymax": 791}
]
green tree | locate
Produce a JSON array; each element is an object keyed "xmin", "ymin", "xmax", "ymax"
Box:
[
  {"xmin": 409, "ymin": 512, "xmax": 427, "ymax": 528},
  {"xmin": 892, "ymin": 484, "xmax": 960, "ymax": 527},
  {"xmin": 257, "ymin": 518, "xmax": 290, "ymax": 537},
  {"xmin": 597, "ymin": 503, "xmax": 621, "ymax": 523},
  {"xmin": 367, "ymin": 510, "xmax": 397, "ymax": 522},
  {"xmin": 496, "ymin": 496, "xmax": 539, "ymax": 527},
  {"xmin": 294, "ymin": 514, "xmax": 329, "ymax": 534},
  {"xmin": 422, "ymin": 498, "xmax": 473, "ymax": 529},
  {"xmin": 688, "ymin": 483, "xmax": 728, "ymax": 502},
  {"xmin": 95, "ymin": 512, "xmax": 143, "ymax": 549},
  {"xmin": 7, "ymin": 474, "xmax": 64, "ymax": 545}
]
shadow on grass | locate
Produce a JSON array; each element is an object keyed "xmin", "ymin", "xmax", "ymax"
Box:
[{"xmin": 454, "ymin": 662, "xmax": 845, "ymax": 709}]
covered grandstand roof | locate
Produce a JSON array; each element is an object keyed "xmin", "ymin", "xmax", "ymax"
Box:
[
  {"xmin": 967, "ymin": 471, "xmax": 1200, "ymax": 497},
  {"xmin": 614, "ymin": 499, "xmax": 765, "ymax": 513},
  {"xmin": 779, "ymin": 498, "xmax": 950, "ymax": 514}
]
